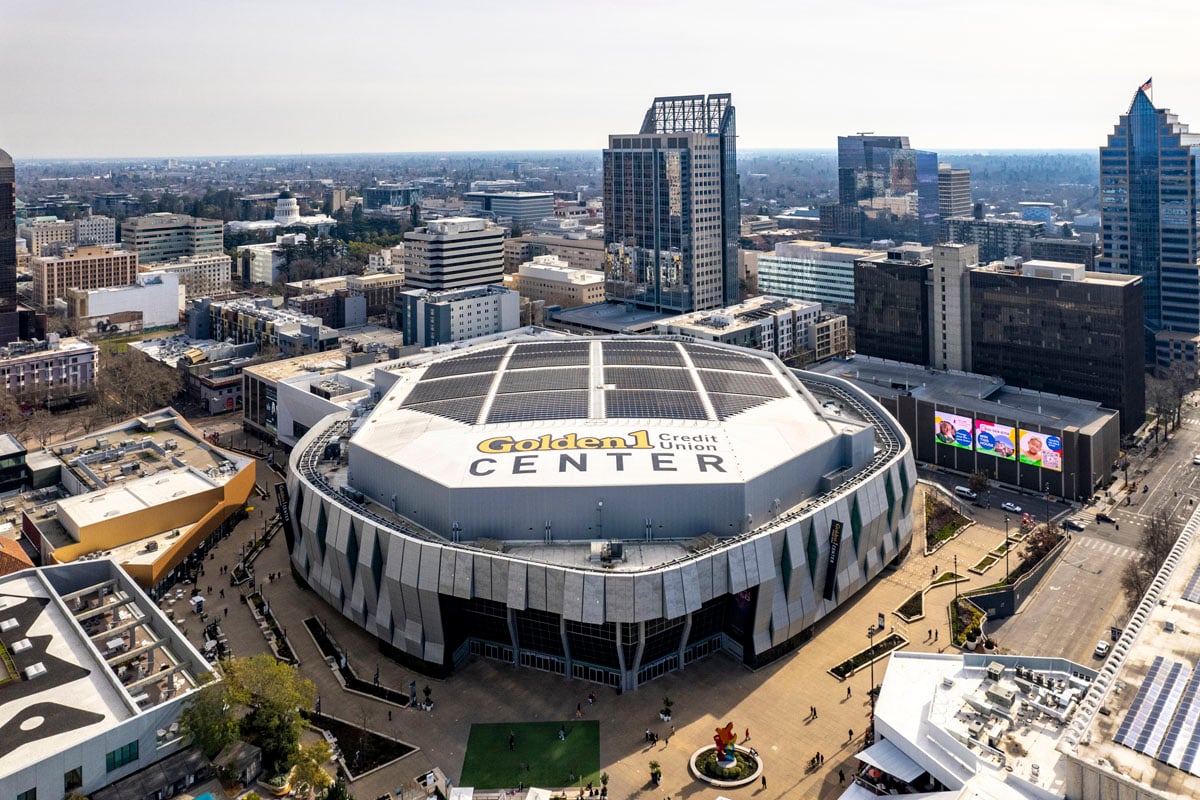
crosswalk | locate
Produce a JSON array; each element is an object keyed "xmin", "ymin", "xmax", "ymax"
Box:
[{"xmin": 1075, "ymin": 537, "xmax": 1135, "ymax": 560}]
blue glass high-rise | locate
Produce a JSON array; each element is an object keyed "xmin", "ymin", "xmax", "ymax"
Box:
[{"xmin": 1098, "ymin": 86, "xmax": 1200, "ymax": 369}]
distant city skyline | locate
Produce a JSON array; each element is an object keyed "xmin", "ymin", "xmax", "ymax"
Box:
[{"xmin": 2, "ymin": 1, "xmax": 1198, "ymax": 158}]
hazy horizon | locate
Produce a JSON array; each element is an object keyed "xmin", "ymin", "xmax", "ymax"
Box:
[{"xmin": 2, "ymin": 0, "xmax": 1193, "ymax": 159}]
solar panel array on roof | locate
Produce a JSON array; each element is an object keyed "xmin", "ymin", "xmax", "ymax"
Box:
[
  {"xmin": 507, "ymin": 341, "xmax": 591, "ymax": 370},
  {"xmin": 422, "ymin": 351, "xmax": 507, "ymax": 379},
  {"xmin": 709, "ymin": 393, "xmax": 773, "ymax": 421},
  {"xmin": 604, "ymin": 367, "xmax": 695, "ymax": 391},
  {"xmin": 487, "ymin": 391, "xmax": 590, "ymax": 423},
  {"xmin": 683, "ymin": 343, "xmax": 772, "ymax": 374},
  {"xmin": 497, "ymin": 368, "xmax": 590, "ymax": 394},
  {"xmin": 401, "ymin": 373, "xmax": 494, "ymax": 406},
  {"xmin": 1116, "ymin": 656, "xmax": 1193, "ymax": 764},
  {"xmin": 697, "ymin": 370, "xmax": 788, "ymax": 398},
  {"xmin": 603, "ymin": 341, "xmax": 686, "ymax": 367},
  {"xmin": 605, "ymin": 390, "xmax": 707, "ymax": 420},
  {"xmin": 405, "ymin": 397, "xmax": 486, "ymax": 425},
  {"xmin": 1161, "ymin": 669, "xmax": 1200, "ymax": 776},
  {"xmin": 1183, "ymin": 564, "xmax": 1200, "ymax": 604}
]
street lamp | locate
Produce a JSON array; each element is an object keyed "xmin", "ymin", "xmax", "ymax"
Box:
[
  {"xmin": 1044, "ymin": 483, "xmax": 1051, "ymax": 532},
  {"xmin": 1004, "ymin": 515, "xmax": 1010, "ymax": 584},
  {"xmin": 868, "ymin": 624, "xmax": 877, "ymax": 713}
]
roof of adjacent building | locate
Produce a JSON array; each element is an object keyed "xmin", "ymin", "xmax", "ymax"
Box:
[{"xmin": 808, "ymin": 356, "xmax": 1115, "ymax": 433}]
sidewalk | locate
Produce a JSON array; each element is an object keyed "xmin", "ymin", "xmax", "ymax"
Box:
[{"xmin": 166, "ymin": 482, "xmax": 1011, "ymax": 799}]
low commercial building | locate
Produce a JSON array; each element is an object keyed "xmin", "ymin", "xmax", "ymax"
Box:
[
  {"xmin": 73, "ymin": 214, "xmax": 117, "ymax": 246},
  {"xmin": 397, "ymin": 284, "xmax": 521, "ymax": 346},
  {"xmin": 20, "ymin": 409, "xmax": 256, "ymax": 593},
  {"xmin": 238, "ymin": 232, "xmax": 308, "ymax": 285},
  {"xmin": 185, "ymin": 297, "xmax": 339, "ymax": 355},
  {"xmin": 286, "ymin": 289, "xmax": 366, "ymax": 329},
  {"xmin": 656, "ymin": 295, "xmax": 849, "ymax": 364},
  {"xmin": 67, "ymin": 270, "xmax": 182, "ymax": 334},
  {"xmin": 757, "ymin": 239, "xmax": 885, "ymax": 310},
  {"xmin": 148, "ymin": 253, "xmax": 232, "ymax": 299},
  {"xmin": 807, "ymin": 355, "xmax": 1121, "ymax": 501},
  {"xmin": 0, "ymin": 559, "xmax": 216, "ymax": 800},
  {"xmin": 347, "ymin": 271, "xmax": 406, "ymax": 318},
  {"xmin": 367, "ymin": 243, "xmax": 404, "ymax": 272},
  {"xmin": 503, "ymin": 231, "xmax": 606, "ymax": 273},
  {"xmin": 504, "ymin": 255, "xmax": 605, "ymax": 308},
  {"xmin": 363, "ymin": 183, "xmax": 421, "ymax": 211},
  {"xmin": 0, "ymin": 335, "xmax": 98, "ymax": 405},
  {"xmin": 462, "ymin": 190, "xmax": 555, "ymax": 228},
  {"xmin": 30, "ymin": 244, "xmax": 140, "ymax": 308}
]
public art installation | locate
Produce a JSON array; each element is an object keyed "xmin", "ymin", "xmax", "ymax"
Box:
[{"xmin": 713, "ymin": 722, "xmax": 738, "ymax": 767}]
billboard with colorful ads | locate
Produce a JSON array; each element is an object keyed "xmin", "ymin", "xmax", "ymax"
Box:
[
  {"xmin": 975, "ymin": 420, "xmax": 1017, "ymax": 460},
  {"xmin": 1018, "ymin": 429, "xmax": 1063, "ymax": 471},
  {"xmin": 934, "ymin": 410, "xmax": 974, "ymax": 450}
]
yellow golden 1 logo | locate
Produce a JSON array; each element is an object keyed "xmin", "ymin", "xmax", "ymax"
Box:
[{"xmin": 477, "ymin": 430, "xmax": 652, "ymax": 454}]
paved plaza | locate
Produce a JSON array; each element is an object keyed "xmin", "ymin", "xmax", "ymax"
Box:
[{"xmin": 167, "ymin": 458, "xmax": 1039, "ymax": 800}]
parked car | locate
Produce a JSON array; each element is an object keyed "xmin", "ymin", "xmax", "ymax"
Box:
[
  {"xmin": 1093, "ymin": 641, "xmax": 1111, "ymax": 659},
  {"xmin": 954, "ymin": 486, "xmax": 978, "ymax": 500},
  {"xmin": 1001, "ymin": 502, "xmax": 1022, "ymax": 513}
]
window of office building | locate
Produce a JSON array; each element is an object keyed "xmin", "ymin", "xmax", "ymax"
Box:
[
  {"xmin": 65, "ymin": 766, "xmax": 83, "ymax": 792},
  {"xmin": 106, "ymin": 740, "xmax": 139, "ymax": 772}
]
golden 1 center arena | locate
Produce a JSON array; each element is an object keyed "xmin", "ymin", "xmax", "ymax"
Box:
[{"xmin": 284, "ymin": 336, "xmax": 916, "ymax": 688}]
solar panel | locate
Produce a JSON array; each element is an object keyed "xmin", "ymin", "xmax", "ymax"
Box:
[
  {"xmin": 1161, "ymin": 669, "xmax": 1200, "ymax": 776},
  {"xmin": 402, "ymin": 374, "xmax": 494, "ymax": 406},
  {"xmin": 486, "ymin": 391, "xmax": 590, "ymax": 423},
  {"xmin": 697, "ymin": 370, "xmax": 788, "ymax": 398},
  {"xmin": 1183, "ymin": 564, "xmax": 1200, "ymax": 604},
  {"xmin": 1116, "ymin": 656, "xmax": 1192, "ymax": 757},
  {"xmin": 605, "ymin": 390, "xmax": 707, "ymax": 420},
  {"xmin": 496, "ymin": 368, "xmax": 590, "ymax": 394},
  {"xmin": 683, "ymin": 344, "xmax": 772, "ymax": 374},
  {"xmin": 506, "ymin": 342, "xmax": 591, "ymax": 370},
  {"xmin": 405, "ymin": 397, "xmax": 486, "ymax": 424},
  {"xmin": 422, "ymin": 351, "xmax": 506, "ymax": 379},
  {"xmin": 602, "ymin": 341, "xmax": 685, "ymax": 367},
  {"xmin": 604, "ymin": 367, "xmax": 695, "ymax": 391},
  {"xmin": 709, "ymin": 393, "xmax": 773, "ymax": 420}
]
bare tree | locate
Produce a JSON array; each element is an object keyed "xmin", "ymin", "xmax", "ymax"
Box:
[
  {"xmin": 24, "ymin": 409, "xmax": 55, "ymax": 448},
  {"xmin": 1121, "ymin": 509, "xmax": 1182, "ymax": 611}
]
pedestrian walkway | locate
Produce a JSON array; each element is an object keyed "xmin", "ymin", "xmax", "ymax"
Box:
[{"xmin": 165, "ymin": 480, "xmax": 1024, "ymax": 799}]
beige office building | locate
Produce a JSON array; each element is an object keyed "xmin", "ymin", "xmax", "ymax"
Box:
[
  {"xmin": 147, "ymin": 253, "xmax": 232, "ymax": 299},
  {"xmin": 504, "ymin": 255, "xmax": 605, "ymax": 309},
  {"xmin": 30, "ymin": 244, "xmax": 139, "ymax": 308},
  {"xmin": 503, "ymin": 233, "xmax": 606, "ymax": 273},
  {"xmin": 121, "ymin": 213, "xmax": 223, "ymax": 264},
  {"xmin": 18, "ymin": 217, "xmax": 75, "ymax": 256}
]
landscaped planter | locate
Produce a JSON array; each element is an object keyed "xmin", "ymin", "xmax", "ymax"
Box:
[{"xmin": 689, "ymin": 745, "xmax": 763, "ymax": 788}]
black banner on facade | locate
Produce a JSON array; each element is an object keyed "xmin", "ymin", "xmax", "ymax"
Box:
[
  {"xmin": 274, "ymin": 482, "xmax": 296, "ymax": 551},
  {"xmin": 822, "ymin": 519, "xmax": 843, "ymax": 601}
]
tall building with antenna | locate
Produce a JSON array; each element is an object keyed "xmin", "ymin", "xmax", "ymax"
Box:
[{"xmin": 603, "ymin": 94, "xmax": 739, "ymax": 313}]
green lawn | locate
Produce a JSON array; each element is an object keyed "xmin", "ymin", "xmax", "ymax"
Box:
[{"xmin": 460, "ymin": 720, "xmax": 600, "ymax": 790}]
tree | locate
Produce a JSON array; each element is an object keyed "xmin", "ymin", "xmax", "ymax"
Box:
[
  {"xmin": 1121, "ymin": 509, "xmax": 1181, "ymax": 611},
  {"xmin": 24, "ymin": 409, "xmax": 55, "ymax": 448},
  {"xmin": 179, "ymin": 674, "xmax": 240, "ymax": 758},
  {"xmin": 224, "ymin": 654, "xmax": 317, "ymax": 776},
  {"xmin": 324, "ymin": 779, "xmax": 355, "ymax": 800},
  {"xmin": 290, "ymin": 740, "xmax": 334, "ymax": 799},
  {"xmin": 968, "ymin": 469, "xmax": 991, "ymax": 498}
]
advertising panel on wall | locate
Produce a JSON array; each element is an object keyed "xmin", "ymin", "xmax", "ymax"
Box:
[
  {"xmin": 1018, "ymin": 430, "xmax": 1063, "ymax": 471},
  {"xmin": 975, "ymin": 420, "xmax": 1017, "ymax": 460},
  {"xmin": 934, "ymin": 410, "xmax": 974, "ymax": 450}
]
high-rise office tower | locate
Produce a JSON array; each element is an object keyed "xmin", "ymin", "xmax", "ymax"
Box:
[
  {"xmin": 0, "ymin": 149, "xmax": 19, "ymax": 344},
  {"xmin": 937, "ymin": 165, "xmax": 972, "ymax": 221},
  {"xmin": 823, "ymin": 135, "xmax": 939, "ymax": 245},
  {"xmin": 1098, "ymin": 83, "xmax": 1200, "ymax": 369},
  {"xmin": 603, "ymin": 93, "xmax": 739, "ymax": 312}
]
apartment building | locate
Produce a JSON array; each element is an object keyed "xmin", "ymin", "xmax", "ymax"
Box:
[{"xmin": 30, "ymin": 244, "xmax": 139, "ymax": 308}]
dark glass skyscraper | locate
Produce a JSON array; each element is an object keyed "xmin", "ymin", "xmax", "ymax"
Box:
[
  {"xmin": 603, "ymin": 94, "xmax": 739, "ymax": 313},
  {"xmin": 0, "ymin": 148, "xmax": 19, "ymax": 345},
  {"xmin": 1098, "ymin": 86, "xmax": 1200, "ymax": 369},
  {"xmin": 823, "ymin": 135, "xmax": 939, "ymax": 245}
]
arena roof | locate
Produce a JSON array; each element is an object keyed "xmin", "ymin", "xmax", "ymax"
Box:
[{"xmin": 353, "ymin": 339, "xmax": 859, "ymax": 492}]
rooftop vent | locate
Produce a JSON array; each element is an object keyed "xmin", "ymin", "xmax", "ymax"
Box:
[{"xmin": 25, "ymin": 662, "xmax": 47, "ymax": 680}]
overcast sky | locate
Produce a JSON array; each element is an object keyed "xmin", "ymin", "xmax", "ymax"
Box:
[{"xmin": 2, "ymin": 0, "xmax": 1197, "ymax": 158}]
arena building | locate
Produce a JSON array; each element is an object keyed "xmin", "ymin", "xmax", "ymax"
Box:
[{"xmin": 284, "ymin": 336, "xmax": 916, "ymax": 688}]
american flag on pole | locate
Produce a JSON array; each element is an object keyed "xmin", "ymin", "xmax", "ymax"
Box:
[{"xmin": 1140, "ymin": 77, "xmax": 1153, "ymax": 92}]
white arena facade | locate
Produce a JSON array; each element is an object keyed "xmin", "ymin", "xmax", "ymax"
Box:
[{"xmin": 284, "ymin": 337, "xmax": 917, "ymax": 688}]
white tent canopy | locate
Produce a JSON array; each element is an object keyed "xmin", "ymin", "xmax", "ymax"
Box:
[{"xmin": 856, "ymin": 737, "xmax": 926, "ymax": 783}]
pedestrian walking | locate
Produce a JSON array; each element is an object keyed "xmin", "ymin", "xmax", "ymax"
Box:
[
  {"xmin": 223, "ymin": 607, "xmax": 228, "ymax": 618},
  {"xmin": 576, "ymin": 703, "xmax": 583, "ymax": 718},
  {"xmin": 935, "ymin": 630, "xmax": 939, "ymax": 641},
  {"xmin": 588, "ymin": 691, "xmax": 596, "ymax": 705},
  {"xmin": 839, "ymin": 769, "xmax": 845, "ymax": 785},
  {"xmin": 814, "ymin": 706, "xmax": 818, "ymax": 719},
  {"xmin": 388, "ymin": 710, "xmax": 392, "ymax": 721},
  {"xmin": 744, "ymin": 728, "xmax": 750, "ymax": 742},
  {"xmin": 645, "ymin": 728, "xmax": 652, "ymax": 742},
  {"xmin": 928, "ymin": 628, "xmax": 932, "ymax": 640},
  {"xmin": 848, "ymin": 728, "xmax": 854, "ymax": 741},
  {"xmin": 761, "ymin": 775, "xmax": 766, "ymax": 789},
  {"xmin": 846, "ymin": 686, "xmax": 852, "ymax": 699},
  {"xmin": 219, "ymin": 589, "xmax": 225, "ymax": 599}
]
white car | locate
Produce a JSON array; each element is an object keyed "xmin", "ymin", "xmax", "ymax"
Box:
[
  {"xmin": 1093, "ymin": 640, "xmax": 1111, "ymax": 659},
  {"xmin": 1193, "ymin": 454, "xmax": 1200, "ymax": 465},
  {"xmin": 1001, "ymin": 502, "xmax": 1022, "ymax": 513}
]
